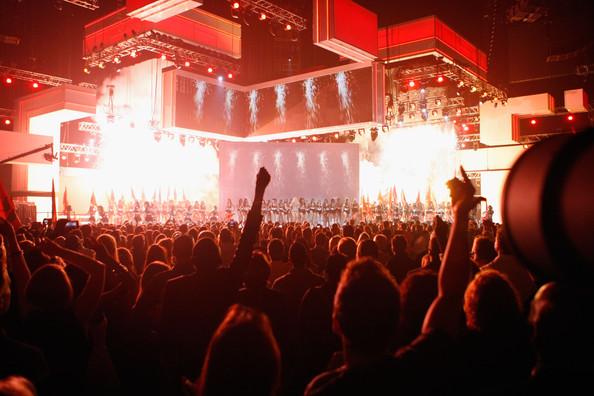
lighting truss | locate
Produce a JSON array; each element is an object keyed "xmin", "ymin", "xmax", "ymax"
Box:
[
  {"xmin": 60, "ymin": 143, "xmax": 100, "ymax": 156},
  {"xmin": 78, "ymin": 121, "xmax": 101, "ymax": 133},
  {"xmin": 236, "ymin": 0, "xmax": 307, "ymax": 31},
  {"xmin": 83, "ymin": 30, "xmax": 240, "ymax": 73},
  {"xmin": 0, "ymin": 66, "xmax": 72, "ymax": 87},
  {"xmin": 63, "ymin": 0, "xmax": 100, "ymax": 10}
]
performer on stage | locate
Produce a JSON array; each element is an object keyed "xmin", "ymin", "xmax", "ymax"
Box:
[
  {"xmin": 351, "ymin": 199, "xmax": 359, "ymax": 223},
  {"xmin": 97, "ymin": 205, "xmax": 108, "ymax": 224},
  {"xmin": 225, "ymin": 198, "xmax": 234, "ymax": 221},
  {"xmin": 209, "ymin": 205, "xmax": 219, "ymax": 222},
  {"xmin": 88, "ymin": 203, "xmax": 97, "ymax": 225},
  {"xmin": 343, "ymin": 198, "xmax": 351, "ymax": 223}
]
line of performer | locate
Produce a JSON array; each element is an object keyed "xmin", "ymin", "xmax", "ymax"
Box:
[{"xmin": 80, "ymin": 196, "xmax": 455, "ymax": 226}]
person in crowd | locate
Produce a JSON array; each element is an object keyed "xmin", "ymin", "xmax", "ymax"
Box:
[
  {"xmin": 196, "ymin": 305, "xmax": 281, "ymax": 396},
  {"xmin": 267, "ymin": 238, "xmax": 290, "ymax": 284},
  {"xmin": 336, "ymin": 237, "xmax": 356, "ymax": 261},
  {"xmin": 356, "ymin": 239, "xmax": 379, "ymax": 260},
  {"xmin": 386, "ymin": 235, "xmax": 417, "ymax": 284},
  {"xmin": 396, "ymin": 270, "xmax": 437, "ymax": 348},
  {"xmin": 310, "ymin": 232, "xmax": 329, "ymax": 275},
  {"xmin": 470, "ymin": 235, "xmax": 497, "ymax": 271}
]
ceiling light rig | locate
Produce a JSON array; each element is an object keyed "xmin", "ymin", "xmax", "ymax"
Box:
[{"xmin": 226, "ymin": 0, "xmax": 307, "ymax": 32}]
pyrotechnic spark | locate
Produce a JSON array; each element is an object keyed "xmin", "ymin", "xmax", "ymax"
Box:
[
  {"xmin": 275, "ymin": 84, "xmax": 287, "ymax": 124},
  {"xmin": 296, "ymin": 151, "xmax": 305, "ymax": 176},
  {"xmin": 248, "ymin": 90, "xmax": 260, "ymax": 130},
  {"xmin": 224, "ymin": 88, "xmax": 235, "ymax": 129},
  {"xmin": 274, "ymin": 150, "xmax": 282, "ymax": 186},
  {"xmin": 341, "ymin": 151, "xmax": 351, "ymax": 179},
  {"xmin": 335, "ymin": 71, "xmax": 353, "ymax": 123},
  {"xmin": 304, "ymin": 78, "xmax": 319, "ymax": 128},
  {"xmin": 194, "ymin": 81, "xmax": 207, "ymax": 120},
  {"xmin": 358, "ymin": 125, "xmax": 457, "ymax": 204}
]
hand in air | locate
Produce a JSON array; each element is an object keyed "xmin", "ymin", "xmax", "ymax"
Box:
[
  {"xmin": 256, "ymin": 167, "xmax": 271, "ymax": 193},
  {"xmin": 446, "ymin": 166, "xmax": 485, "ymax": 215}
]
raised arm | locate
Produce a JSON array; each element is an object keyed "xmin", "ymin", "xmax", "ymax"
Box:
[
  {"xmin": 41, "ymin": 238, "xmax": 105, "ymax": 325},
  {"xmin": 422, "ymin": 167, "xmax": 484, "ymax": 336},
  {"xmin": 0, "ymin": 218, "xmax": 30, "ymax": 316},
  {"xmin": 229, "ymin": 167, "xmax": 270, "ymax": 285}
]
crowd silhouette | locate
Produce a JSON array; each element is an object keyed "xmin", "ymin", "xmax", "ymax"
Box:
[{"xmin": 0, "ymin": 166, "xmax": 592, "ymax": 395}]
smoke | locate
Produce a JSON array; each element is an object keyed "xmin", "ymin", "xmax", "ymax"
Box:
[
  {"xmin": 194, "ymin": 80, "xmax": 207, "ymax": 120},
  {"xmin": 224, "ymin": 88, "xmax": 235, "ymax": 129},
  {"xmin": 274, "ymin": 84, "xmax": 287, "ymax": 124},
  {"xmin": 248, "ymin": 89, "xmax": 260, "ymax": 131},
  {"xmin": 304, "ymin": 77, "xmax": 319, "ymax": 128},
  {"xmin": 335, "ymin": 71, "xmax": 353, "ymax": 123}
]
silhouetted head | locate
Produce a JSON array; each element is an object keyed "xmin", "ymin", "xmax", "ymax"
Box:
[
  {"xmin": 399, "ymin": 270, "xmax": 438, "ymax": 342},
  {"xmin": 391, "ymin": 235, "xmax": 407, "ymax": 255},
  {"xmin": 198, "ymin": 305, "xmax": 280, "ymax": 396},
  {"xmin": 146, "ymin": 244, "xmax": 167, "ymax": 265},
  {"xmin": 289, "ymin": 242, "xmax": 308, "ymax": 269},
  {"xmin": 325, "ymin": 253, "xmax": 347, "ymax": 286},
  {"xmin": 373, "ymin": 234, "xmax": 388, "ymax": 254},
  {"xmin": 173, "ymin": 234, "xmax": 193, "ymax": 266},
  {"xmin": 333, "ymin": 258, "xmax": 400, "ymax": 356},
  {"xmin": 192, "ymin": 238, "xmax": 222, "ymax": 272},
  {"xmin": 246, "ymin": 252, "xmax": 271, "ymax": 289},
  {"xmin": 356, "ymin": 239, "xmax": 378, "ymax": 260},
  {"xmin": 26, "ymin": 264, "xmax": 74, "ymax": 312},
  {"xmin": 471, "ymin": 236, "xmax": 497, "ymax": 267},
  {"xmin": 464, "ymin": 270, "xmax": 521, "ymax": 334},
  {"xmin": 337, "ymin": 237, "xmax": 357, "ymax": 261},
  {"xmin": 267, "ymin": 238, "xmax": 285, "ymax": 262}
]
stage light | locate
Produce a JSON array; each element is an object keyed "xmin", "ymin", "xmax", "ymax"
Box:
[
  {"xmin": 207, "ymin": 67, "xmax": 214, "ymax": 73},
  {"xmin": 420, "ymin": 88, "xmax": 426, "ymax": 95},
  {"xmin": 291, "ymin": 138, "xmax": 296, "ymax": 143},
  {"xmin": 232, "ymin": 1, "xmax": 240, "ymax": 9},
  {"xmin": 312, "ymin": 136, "xmax": 318, "ymax": 141},
  {"xmin": 437, "ymin": 76, "xmax": 445, "ymax": 83},
  {"xmin": 161, "ymin": 54, "xmax": 167, "ymax": 60},
  {"xmin": 285, "ymin": 23, "xmax": 292, "ymax": 31},
  {"xmin": 408, "ymin": 81, "xmax": 416, "ymax": 88},
  {"xmin": 184, "ymin": 61, "xmax": 190, "ymax": 67},
  {"xmin": 444, "ymin": 115, "xmax": 449, "ymax": 121},
  {"xmin": 463, "ymin": 124, "xmax": 469, "ymax": 132},
  {"xmin": 5, "ymin": 77, "xmax": 12, "ymax": 84},
  {"xmin": 217, "ymin": 75, "xmax": 224, "ymax": 82},
  {"xmin": 98, "ymin": 62, "xmax": 105, "ymax": 69},
  {"xmin": 456, "ymin": 109, "xmax": 462, "ymax": 116},
  {"xmin": 32, "ymin": 82, "xmax": 39, "ymax": 88},
  {"xmin": 83, "ymin": 67, "xmax": 90, "ymax": 74},
  {"xmin": 114, "ymin": 56, "xmax": 121, "ymax": 64},
  {"xmin": 457, "ymin": 81, "xmax": 465, "ymax": 88},
  {"xmin": 61, "ymin": 154, "xmax": 67, "ymax": 160},
  {"xmin": 131, "ymin": 50, "xmax": 137, "ymax": 58},
  {"xmin": 227, "ymin": 73, "xmax": 233, "ymax": 79},
  {"xmin": 116, "ymin": 69, "xmax": 121, "ymax": 73},
  {"xmin": 470, "ymin": 86, "xmax": 477, "ymax": 93},
  {"xmin": 567, "ymin": 114, "xmax": 574, "ymax": 121},
  {"xmin": 259, "ymin": 12, "xmax": 267, "ymax": 20},
  {"xmin": 334, "ymin": 132, "xmax": 340, "ymax": 139},
  {"xmin": 530, "ymin": 119, "xmax": 537, "ymax": 125},
  {"xmin": 435, "ymin": 99, "xmax": 442, "ymax": 106},
  {"xmin": 4, "ymin": 119, "xmax": 11, "ymax": 126}
]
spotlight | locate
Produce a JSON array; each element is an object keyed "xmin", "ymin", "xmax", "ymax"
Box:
[
  {"xmin": 131, "ymin": 50, "xmax": 137, "ymax": 58},
  {"xmin": 470, "ymin": 86, "xmax": 477, "ymax": 93},
  {"xmin": 217, "ymin": 75, "xmax": 224, "ymax": 82},
  {"xmin": 116, "ymin": 69, "xmax": 121, "ymax": 73},
  {"xmin": 227, "ymin": 73, "xmax": 233, "ymax": 79},
  {"xmin": 291, "ymin": 138, "xmax": 296, "ymax": 143},
  {"xmin": 114, "ymin": 56, "xmax": 121, "ymax": 64},
  {"xmin": 408, "ymin": 81, "xmax": 416, "ymax": 88},
  {"xmin": 61, "ymin": 154, "xmax": 67, "ymax": 160},
  {"xmin": 98, "ymin": 62, "xmax": 105, "ymax": 69},
  {"xmin": 4, "ymin": 119, "xmax": 11, "ymax": 125},
  {"xmin": 334, "ymin": 132, "xmax": 339, "ymax": 139},
  {"xmin": 32, "ymin": 82, "xmax": 39, "ymax": 88},
  {"xmin": 161, "ymin": 54, "xmax": 167, "ymax": 60},
  {"xmin": 567, "ymin": 114, "xmax": 574, "ymax": 121},
  {"xmin": 232, "ymin": 1, "xmax": 240, "ymax": 9},
  {"xmin": 5, "ymin": 77, "xmax": 12, "ymax": 84},
  {"xmin": 312, "ymin": 136, "xmax": 318, "ymax": 141},
  {"xmin": 456, "ymin": 109, "xmax": 462, "ymax": 116},
  {"xmin": 259, "ymin": 12, "xmax": 267, "ymax": 20},
  {"xmin": 420, "ymin": 88, "xmax": 426, "ymax": 95},
  {"xmin": 184, "ymin": 61, "xmax": 190, "ymax": 67},
  {"xmin": 463, "ymin": 124, "xmax": 469, "ymax": 132},
  {"xmin": 530, "ymin": 119, "xmax": 537, "ymax": 125},
  {"xmin": 83, "ymin": 67, "xmax": 90, "ymax": 74},
  {"xmin": 457, "ymin": 81, "xmax": 465, "ymax": 88},
  {"xmin": 207, "ymin": 67, "xmax": 214, "ymax": 73},
  {"xmin": 437, "ymin": 76, "xmax": 445, "ymax": 83},
  {"xmin": 284, "ymin": 23, "xmax": 292, "ymax": 31}
]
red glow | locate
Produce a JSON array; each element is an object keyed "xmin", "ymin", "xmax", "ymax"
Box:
[
  {"xmin": 32, "ymin": 82, "xmax": 39, "ymax": 88},
  {"xmin": 530, "ymin": 119, "xmax": 537, "ymax": 125},
  {"xmin": 259, "ymin": 13, "xmax": 267, "ymax": 21},
  {"xmin": 184, "ymin": 61, "xmax": 190, "ymax": 67},
  {"xmin": 5, "ymin": 77, "xmax": 12, "ymax": 84},
  {"xmin": 285, "ymin": 24, "xmax": 292, "ymax": 31},
  {"xmin": 437, "ymin": 76, "xmax": 444, "ymax": 83},
  {"xmin": 567, "ymin": 115, "xmax": 574, "ymax": 121},
  {"xmin": 4, "ymin": 119, "xmax": 11, "ymax": 125},
  {"xmin": 161, "ymin": 54, "xmax": 167, "ymax": 60},
  {"xmin": 227, "ymin": 73, "xmax": 233, "ymax": 79},
  {"xmin": 408, "ymin": 81, "xmax": 416, "ymax": 88},
  {"xmin": 232, "ymin": 2, "xmax": 240, "ymax": 9},
  {"xmin": 207, "ymin": 67, "xmax": 214, "ymax": 73}
]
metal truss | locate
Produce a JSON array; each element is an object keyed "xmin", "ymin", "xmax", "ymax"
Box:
[
  {"xmin": 0, "ymin": 66, "xmax": 72, "ymax": 87},
  {"xmin": 63, "ymin": 0, "xmax": 100, "ymax": 10},
  {"xmin": 517, "ymin": 133, "xmax": 570, "ymax": 144},
  {"xmin": 60, "ymin": 143, "xmax": 100, "ymax": 156},
  {"xmin": 239, "ymin": 0, "xmax": 307, "ymax": 31},
  {"xmin": 78, "ymin": 121, "xmax": 101, "ymax": 133},
  {"xmin": 84, "ymin": 30, "xmax": 240, "ymax": 73}
]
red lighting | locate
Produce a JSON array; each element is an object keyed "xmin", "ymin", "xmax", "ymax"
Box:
[
  {"xmin": 232, "ymin": 2, "xmax": 240, "ymax": 9},
  {"xmin": 4, "ymin": 119, "xmax": 11, "ymax": 126},
  {"xmin": 259, "ymin": 13, "xmax": 267, "ymax": 20},
  {"xmin": 285, "ymin": 24, "xmax": 292, "ymax": 31},
  {"xmin": 161, "ymin": 54, "xmax": 167, "ymax": 60},
  {"xmin": 437, "ymin": 76, "xmax": 445, "ymax": 83},
  {"xmin": 131, "ymin": 50, "xmax": 137, "ymax": 58},
  {"xmin": 530, "ymin": 119, "xmax": 537, "ymax": 125},
  {"xmin": 408, "ymin": 81, "xmax": 416, "ymax": 88},
  {"xmin": 184, "ymin": 61, "xmax": 190, "ymax": 67},
  {"xmin": 567, "ymin": 114, "xmax": 574, "ymax": 121},
  {"xmin": 227, "ymin": 73, "xmax": 233, "ymax": 79},
  {"xmin": 5, "ymin": 77, "xmax": 12, "ymax": 84},
  {"xmin": 207, "ymin": 67, "xmax": 214, "ymax": 73},
  {"xmin": 32, "ymin": 82, "xmax": 39, "ymax": 89},
  {"xmin": 61, "ymin": 155, "xmax": 67, "ymax": 160}
]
